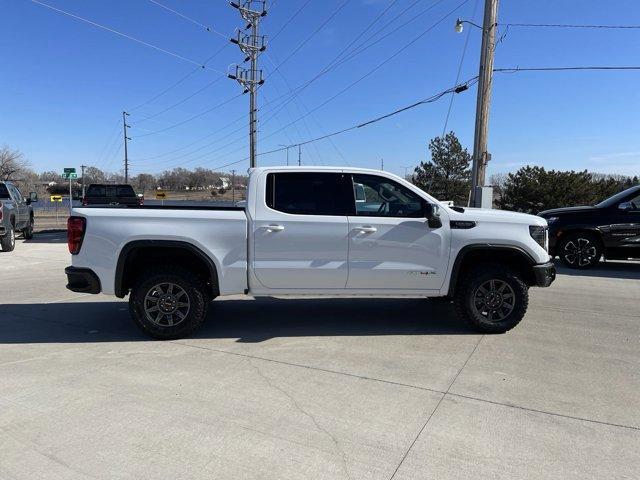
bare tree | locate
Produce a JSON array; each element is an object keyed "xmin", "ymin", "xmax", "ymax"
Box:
[{"xmin": 0, "ymin": 145, "xmax": 30, "ymax": 181}]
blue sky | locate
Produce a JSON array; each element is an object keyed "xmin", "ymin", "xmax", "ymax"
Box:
[{"xmin": 1, "ymin": 0, "xmax": 640, "ymax": 179}]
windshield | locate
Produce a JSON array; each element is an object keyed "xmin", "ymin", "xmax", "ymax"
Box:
[{"xmin": 595, "ymin": 185, "xmax": 640, "ymax": 208}]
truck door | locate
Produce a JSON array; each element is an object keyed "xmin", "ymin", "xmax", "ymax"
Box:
[
  {"xmin": 252, "ymin": 172, "xmax": 352, "ymax": 289},
  {"xmin": 345, "ymin": 173, "xmax": 450, "ymax": 291},
  {"xmin": 7, "ymin": 183, "xmax": 28, "ymax": 229},
  {"xmin": 605, "ymin": 191, "xmax": 640, "ymax": 258}
]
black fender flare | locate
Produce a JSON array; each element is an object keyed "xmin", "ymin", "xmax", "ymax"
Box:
[
  {"xmin": 114, "ymin": 240, "xmax": 219, "ymax": 298},
  {"xmin": 447, "ymin": 244, "xmax": 538, "ymax": 296}
]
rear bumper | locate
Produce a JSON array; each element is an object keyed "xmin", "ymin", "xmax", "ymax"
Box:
[
  {"xmin": 532, "ymin": 261, "xmax": 556, "ymax": 287},
  {"xmin": 0, "ymin": 225, "xmax": 5, "ymax": 236},
  {"xmin": 65, "ymin": 266, "xmax": 101, "ymax": 294}
]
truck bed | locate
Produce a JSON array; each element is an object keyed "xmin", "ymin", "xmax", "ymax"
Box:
[{"xmin": 71, "ymin": 206, "xmax": 248, "ymax": 296}]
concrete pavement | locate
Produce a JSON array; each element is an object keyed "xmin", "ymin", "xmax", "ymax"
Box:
[{"xmin": 1, "ymin": 233, "xmax": 639, "ymax": 479}]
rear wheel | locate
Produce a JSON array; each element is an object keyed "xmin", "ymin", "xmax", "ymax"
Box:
[
  {"xmin": 558, "ymin": 232, "xmax": 601, "ymax": 269},
  {"xmin": 454, "ymin": 264, "xmax": 529, "ymax": 334},
  {"xmin": 1, "ymin": 225, "xmax": 15, "ymax": 252},
  {"xmin": 23, "ymin": 216, "xmax": 34, "ymax": 239},
  {"xmin": 129, "ymin": 266, "xmax": 208, "ymax": 340}
]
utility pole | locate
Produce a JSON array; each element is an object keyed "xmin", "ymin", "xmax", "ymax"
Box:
[
  {"xmin": 469, "ymin": 0, "xmax": 498, "ymax": 207},
  {"xmin": 80, "ymin": 164, "xmax": 87, "ymax": 198},
  {"xmin": 229, "ymin": 1, "xmax": 267, "ymax": 168},
  {"xmin": 381, "ymin": 158, "xmax": 384, "ymax": 171},
  {"xmin": 122, "ymin": 111, "xmax": 131, "ymax": 183},
  {"xmin": 278, "ymin": 144, "xmax": 290, "ymax": 166},
  {"xmin": 231, "ymin": 169, "xmax": 236, "ymax": 202},
  {"xmin": 298, "ymin": 145, "xmax": 301, "ymax": 166}
]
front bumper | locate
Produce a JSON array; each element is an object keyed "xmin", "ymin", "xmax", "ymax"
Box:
[
  {"xmin": 532, "ymin": 261, "xmax": 556, "ymax": 287},
  {"xmin": 65, "ymin": 266, "xmax": 101, "ymax": 294}
]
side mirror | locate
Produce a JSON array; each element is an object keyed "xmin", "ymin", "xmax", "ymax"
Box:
[
  {"xmin": 618, "ymin": 201, "xmax": 633, "ymax": 211},
  {"xmin": 423, "ymin": 202, "xmax": 442, "ymax": 228},
  {"xmin": 29, "ymin": 192, "xmax": 38, "ymax": 203}
]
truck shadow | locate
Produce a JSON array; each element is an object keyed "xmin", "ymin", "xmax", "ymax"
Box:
[
  {"xmin": 1, "ymin": 298, "xmax": 472, "ymax": 344},
  {"xmin": 555, "ymin": 260, "xmax": 639, "ymax": 280},
  {"xmin": 23, "ymin": 231, "xmax": 67, "ymax": 244}
]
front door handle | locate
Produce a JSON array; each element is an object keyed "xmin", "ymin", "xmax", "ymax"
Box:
[
  {"xmin": 353, "ymin": 226, "xmax": 377, "ymax": 234},
  {"xmin": 262, "ymin": 224, "xmax": 285, "ymax": 232}
]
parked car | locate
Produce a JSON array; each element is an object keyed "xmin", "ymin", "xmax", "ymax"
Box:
[
  {"xmin": 0, "ymin": 181, "xmax": 37, "ymax": 252},
  {"xmin": 65, "ymin": 167, "xmax": 556, "ymax": 339},
  {"xmin": 82, "ymin": 184, "xmax": 142, "ymax": 206},
  {"xmin": 539, "ymin": 185, "xmax": 640, "ymax": 269}
]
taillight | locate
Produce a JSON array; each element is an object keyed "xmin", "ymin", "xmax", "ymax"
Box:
[
  {"xmin": 82, "ymin": 197, "xmax": 88, "ymax": 206},
  {"xmin": 67, "ymin": 216, "xmax": 86, "ymax": 254},
  {"xmin": 139, "ymin": 196, "xmax": 144, "ymax": 205},
  {"xmin": 0, "ymin": 202, "xmax": 3, "ymax": 221}
]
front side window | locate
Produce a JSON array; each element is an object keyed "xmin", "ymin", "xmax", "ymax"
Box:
[
  {"xmin": 352, "ymin": 174, "xmax": 425, "ymax": 218},
  {"xmin": 7, "ymin": 184, "xmax": 22, "ymax": 201},
  {"xmin": 266, "ymin": 172, "xmax": 351, "ymax": 216}
]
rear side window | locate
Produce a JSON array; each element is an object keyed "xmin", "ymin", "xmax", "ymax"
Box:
[
  {"xmin": 86, "ymin": 185, "xmax": 106, "ymax": 197},
  {"xmin": 265, "ymin": 172, "xmax": 352, "ymax": 216},
  {"xmin": 0, "ymin": 184, "xmax": 10, "ymax": 199},
  {"xmin": 116, "ymin": 185, "xmax": 136, "ymax": 197}
]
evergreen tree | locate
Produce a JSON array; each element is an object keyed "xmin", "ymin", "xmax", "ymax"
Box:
[{"xmin": 413, "ymin": 131, "xmax": 471, "ymax": 205}]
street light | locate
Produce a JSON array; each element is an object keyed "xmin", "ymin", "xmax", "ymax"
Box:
[{"xmin": 455, "ymin": 18, "xmax": 485, "ymax": 33}]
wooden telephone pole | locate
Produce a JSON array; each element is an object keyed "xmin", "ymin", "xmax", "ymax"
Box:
[{"xmin": 469, "ymin": 0, "xmax": 498, "ymax": 207}]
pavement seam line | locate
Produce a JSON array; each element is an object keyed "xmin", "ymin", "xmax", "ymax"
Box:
[
  {"xmin": 248, "ymin": 358, "xmax": 351, "ymax": 480},
  {"xmin": 387, "ymin": 335, "xmax": 485, "ymax": 480},
  {"xmin": 6, "ymin": 308, "xmax": 638, "ymax": 434}
]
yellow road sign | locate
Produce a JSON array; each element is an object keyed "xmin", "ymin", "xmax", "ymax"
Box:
[
  {"xmin": 50, "ymin": 195, "xmax": 62, "ymax": 202},
  {"xmin": 155, "ymin": 191, "xmax": 166, "ymax": 199}
]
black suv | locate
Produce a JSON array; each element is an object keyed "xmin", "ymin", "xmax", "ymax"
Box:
[
  {"xmin": 83, "ymin": 184, "xmax": 142, "ymax": 207},
  {"xmin": 539, "ymin": 185, "xmax": 640, "ymax": 269}
]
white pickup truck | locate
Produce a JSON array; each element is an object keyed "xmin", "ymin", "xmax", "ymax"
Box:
[{"xmin": 65, "ymin": 167, "xmax": 555, "ymax": 339}]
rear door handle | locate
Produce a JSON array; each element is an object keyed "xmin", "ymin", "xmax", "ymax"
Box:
[
  {"xmin": 354, "ymin": 226, "xmax": 377, "ymax": 233},
  {"xmin": 262, "ymin": 224, "xmax": 285, "ymax": 232}
]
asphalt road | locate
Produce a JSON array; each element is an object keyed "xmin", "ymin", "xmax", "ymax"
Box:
[{"xmin": 1, "ymin": 233, "xmax": 639, "ymax": 479}]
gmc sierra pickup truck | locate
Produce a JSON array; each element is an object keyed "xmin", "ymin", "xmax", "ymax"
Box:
[
  {"xmin": 1, "ymin": 181, "xmax": 37, "ymax": 252},
  {"xmin": 65, "ymin": 167, "xmax": 555, "ymax": 339}
]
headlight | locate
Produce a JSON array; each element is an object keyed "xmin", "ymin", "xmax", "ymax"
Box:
[
  {"xmin": 546, "ymin": 216, "xmax": 559, "ymax": 224},
  {"xmin": 529, "ymin": 225, "xmax": 549, "ymax": 252}
]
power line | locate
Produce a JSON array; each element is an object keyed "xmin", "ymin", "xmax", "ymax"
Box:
[
  {"xmin": 494, "ymin": 66, "xmax": 640, "ymax": 73},
  {"xmin": 259, "ymin": 0, "xmax": 472, "ymax": 145},
  {"xmin": 269, "ymin": 0, "xmax": 313, "ymax": 42},
  {"xmin": 268, "ymin": 0, "xmax": 350, "ymax": 77},
  {"xmin": 133, "ymin": 93, "xmax": 243, "ymax": 138},
  {"xmin": 260, "ymin": 0, "xmax": 450, "ymax": 123},
  {"xmin": 127, "ymin": 43, "xmax": 230, "ymax": 113},
  {"xmin": 147, "ymin": 0, "xmax": 227, "ymax": 37},
  {"xmin": 30, "ymin": 0, "xmax": 222, "ymax": 72},
  {"xmin": 502, "ymin": 22, "xmax": 640, "ymax": 29},
  {"xmin": 135, "ymin": 76, "xmax": 225, "ymax": 123},
  {"xmin": 442, "ymin": 0, "xmax": 480, "ymax": 136}
]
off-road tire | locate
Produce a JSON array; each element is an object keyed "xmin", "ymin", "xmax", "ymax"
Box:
[
  {"xmin": 129, "ymin": 265, "xmax": 208, "ymax": 340},
  {"xmin": 557, "ymin": 232, "xmax": 602, "ymax": 269},
  {"xmin": 23, "ymin": 216, "xmax": 34, "ymax": 240},
  {"xmin": 454, "ymin": 264, "xmax": 529, "ymax": 334},
  {"xmin": 1, "ymin": 225, "xmax": 16, "ymax": 252}
]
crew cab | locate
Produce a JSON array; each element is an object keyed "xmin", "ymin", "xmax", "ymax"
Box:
[
  {"xmin": 539, "ymin": 185, "xmax": 640, "ymax": 269},
  {"xmin": 65, "ymin": 167, "xmax": 555, "ymax": 339},
  {"xmin": 0, "ymin": 181, "xmax": 37, "ymax": 252}
]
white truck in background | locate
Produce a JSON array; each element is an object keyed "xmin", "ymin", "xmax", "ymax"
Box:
[{"xmin": 65, "ymin": 167, "xmax": 555, "ymax": 339}]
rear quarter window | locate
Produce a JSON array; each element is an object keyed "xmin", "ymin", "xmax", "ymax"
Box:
[{"xmin": 0, "ymin": 184, "xmax": 10, "ymax": 199}]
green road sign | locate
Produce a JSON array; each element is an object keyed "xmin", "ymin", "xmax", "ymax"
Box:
[
  {"xmin": 64, "ymin": 167, "xmax": 76, "ymax": 174},
  {"xmin": 63, "ymin": 173, "xmax": 77, "ymax": 179}
]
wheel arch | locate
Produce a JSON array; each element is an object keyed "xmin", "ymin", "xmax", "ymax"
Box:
[
  {"xmin": 115, "ymin": 240, "xmax": 219, "ymax": 299},
  {"xmin": 447, "ymin": 244, "xmax": 538, "ymax": 296}
]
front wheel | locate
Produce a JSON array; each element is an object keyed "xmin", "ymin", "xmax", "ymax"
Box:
[
  {"xmin": 454, "ymin": 264, "xmax": 529, "ymax": 334},
  {"xmin": 129, "ymin": 266, "xmax": 208, "ymax": 340},
  {"xmin": 1, "ymin": 226, "xmax": 15, "ymax": 252},
  {"xmin": 23, "ymin": 216, "xmax": 34, "ymax": 239},
  {"xmin": 558, "ymin": 232, "xmax": 601, "ymax": 269}
]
